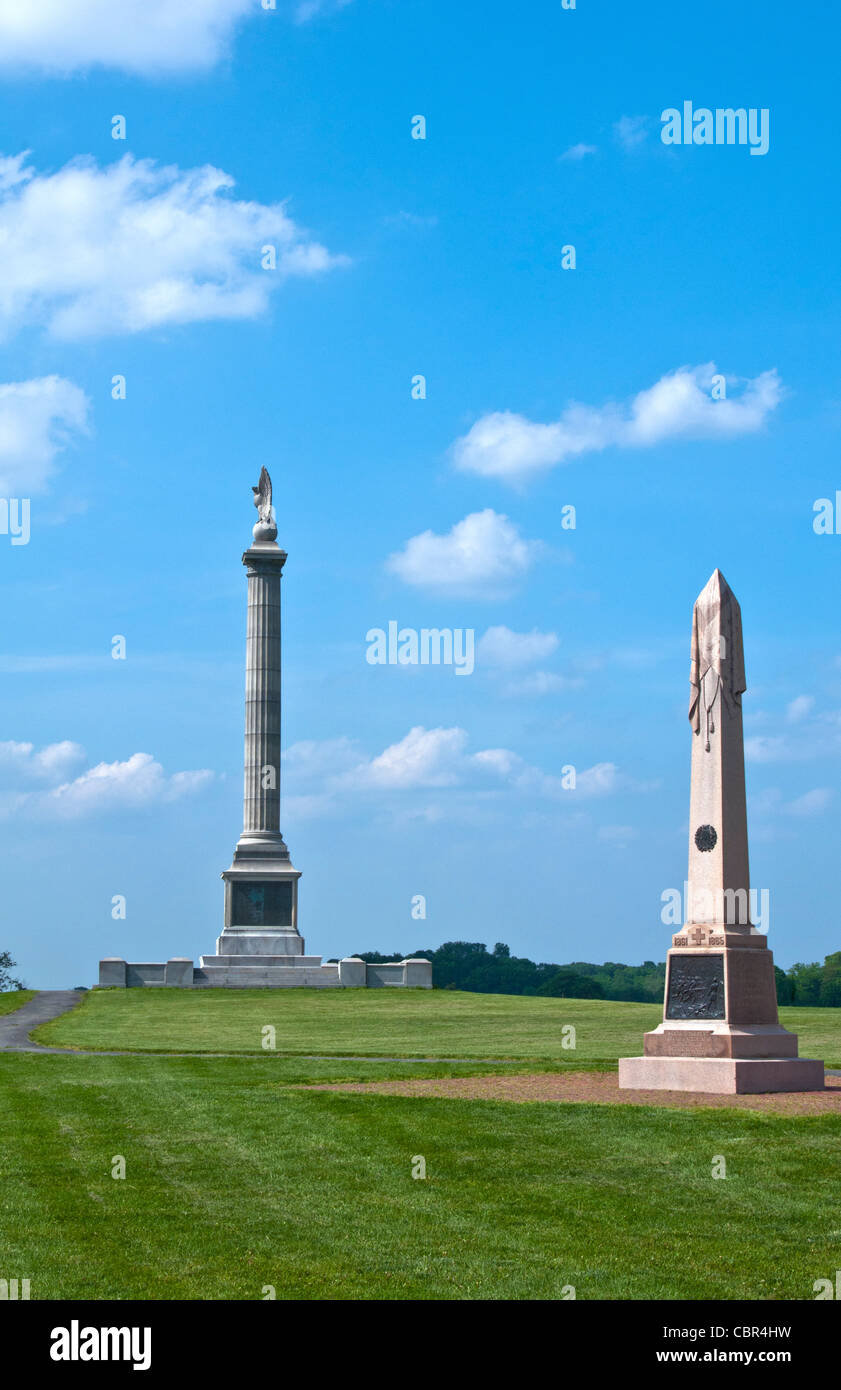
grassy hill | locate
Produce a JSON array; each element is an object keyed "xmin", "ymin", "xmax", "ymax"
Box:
[
  {"xmin": 33, "ymin": 986, "xmax": 841, "ymax": 1067},
  {"xmin": 0, "ymin": 989, "xmax": 36, "ymax": 1016},
  {"xmin": 2, "ymin": 988, "xmax": 840, "ymax": 1300},
  {"xmin": 0, "ymin": 1048, "xmax": 839, "ymax": 1299}
]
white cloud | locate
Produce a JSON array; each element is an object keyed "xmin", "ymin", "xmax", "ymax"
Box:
[
  {"xmin": 746, "ymin": 700, "xmax": 841, "ymax": 764},
  {"xmin": 614, "ymin": 115, "xmax": 649, "ymax": 149},
  {"xmin": 349, "ymin": 726, "xmax": 469, "ymax": 790},
  {"xmin": 0, "ymin": 0, "xmax": 258, "ymax": 75},
  {"xmin": 44, "ymin": 753, "xmax": 213, "ymax": 817},
  {"xmin": 477, "ymin": 753, "xmax": 624, "ymax": 799},
  {"xmin": 786, "ymin": 788, "xmax": 833, "ymax": 818},
  {"xmin": 0, "ymin": 376, "xmax": 89, "ymax": 494},
  {"xmin": 478, "ymin": 625, "xmax": 559, "ymax": 668},
  {"xmin": 598, "ymin": 824, "xmax": 639, "ymax": 846},
  {"xmin": 752, "ymin": 784, "xmax": 834, "ymax": 820},
  {"xmin": 0, "ymin": 152, "xmax": 345, "ymax": 340},
  {"xmin": 454, "ymin": 412, "xmax": 592, "ymax": 482},
  {"xmin": 285, "ymin": 725, "xmax": 634, "ymax": 819},
  {"xmin": 0, "ymin": 739, "xmax": 85, "ymax": 780},
  {"xmin": 284, "ymin": 737, "xmax": 360, "ymax": 778},
  {"xmin": 30, "ymin": 740, "xmax": 87, "ymax": 779},
  {"xmin": 386, "ymin": 509, "xmax": 540, "ymax": 595},
  {"xmin": 289, "ymin": 726, "xmax": 473, "ymax": 804},
  {"xmin": 452, "ymin": 364, "xmax": 783, "ymax": 483},
  {"xmin": 0, "ymin": 741, "xmax": 213, "ymax": 818},
  {"xmin": 0, "ymin": 0, "xmax": 357, "ymax": 77},
  {"xmin": 786, "ymin": 695, "xmax": 814, "ymax": 723},
  {"xmin": 625, "ymin": 366, "xmax": 781, "ymax": 445},
  {"xmin": 502, "ymin": 670, "xmax": 575, "ymax": 698},
  {"xmin": 745, "ymin": 735, "xmax": 789, "ymax": 763},
  {"xmin": 470, "ymin": 747, "xmax": 520, "ymax": 778},
  {"xmin": 561, "ymin": 143, "xmax": 597, "ymax": 161},
  {"xmin": 575, "ymin": 762, "xmax": 620, "ymax": 796}
]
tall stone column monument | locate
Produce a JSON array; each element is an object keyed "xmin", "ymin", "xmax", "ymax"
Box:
[
  {"xmin": 619, "ymin": 570, "xmax": 824, "ymax": 1094},
  {"xmin": 218, "ymin": 467, "xmax": 303, "ymax": 958},
  {"xmin": 98, "ymin": 469, "xmax": 433, "ymax": 988}
]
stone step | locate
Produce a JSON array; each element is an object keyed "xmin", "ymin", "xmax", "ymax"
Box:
[
  {"xmin": 619, "ymin": 1055, "xmax": 825, "ymax": 1094},
  {"xmin": 215, "ymin": 930, "xmax": 305, "ymax": 957},
  {"xmin": 200, "ymin": 954, "xmax": 324, "ymax": 968},
  {"xmin": 194, "ymin": 964, "xmax": 341, "ymax": 988}
]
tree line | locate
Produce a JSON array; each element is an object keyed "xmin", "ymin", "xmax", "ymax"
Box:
[
  {"xmin": 4, "ymin": 943, "xmax": 839, "ymax": 1004},
  {"xmin": 356, "ymin": 942, "xmax": 841, "ymax": 1006}
]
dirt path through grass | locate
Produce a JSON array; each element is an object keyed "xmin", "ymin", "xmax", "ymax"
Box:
[{"xmin": 304, "ymin": 1069, "xmax": 841, "ymax": 1114}]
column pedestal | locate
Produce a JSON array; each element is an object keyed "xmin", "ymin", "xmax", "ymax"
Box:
[{"xmin": 217, "ymin": 868, "xmax": 303, "ymax": 957}]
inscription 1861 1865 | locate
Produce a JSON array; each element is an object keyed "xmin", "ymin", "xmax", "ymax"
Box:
[{"xmin": 666, "ymin": 953, "xmax": 725, "ymax": 1020}]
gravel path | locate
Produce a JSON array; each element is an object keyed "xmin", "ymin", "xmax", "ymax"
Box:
[{"xmin": 303, "ymin": 1069, "xmax": 841, "ymax": 1114}]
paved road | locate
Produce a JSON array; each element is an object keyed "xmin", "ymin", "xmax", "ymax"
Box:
[{"xmin": 0, "ymin": 990, "xmax": 83, "ymax": 1052}]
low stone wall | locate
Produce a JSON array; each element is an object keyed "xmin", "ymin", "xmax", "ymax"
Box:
[
  {"xmin": 367, "ymin": 960, "xmax": 432, "ymax": 987},
  {"xmin": 99, "ymin": 956, "xmax": 433, "ymax": 989}
]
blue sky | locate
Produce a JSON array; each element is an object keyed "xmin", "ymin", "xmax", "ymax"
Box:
[{"xmin": 0, "ymin": 0, "xmax": 839, "ymax": 987}]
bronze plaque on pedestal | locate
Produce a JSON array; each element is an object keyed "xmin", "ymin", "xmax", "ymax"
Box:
[
  {"xmin": 231, "ymin": 880, "xmax": 293, "ymax": 927},
  {"xmin": 666, "ymin": 953, "xmax": 725, "ymax": 1020}
]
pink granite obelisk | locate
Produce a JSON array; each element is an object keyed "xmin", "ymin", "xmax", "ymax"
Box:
[{"xmin": 619, "ymin": 570, "xmax": 824, "ymax": 1094}]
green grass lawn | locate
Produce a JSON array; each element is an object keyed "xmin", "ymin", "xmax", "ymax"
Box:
[
  {"xmin": 1, "ymin": 1050, "xmax": 840, "ymax": 1300},
  {"xmin": 12, "ymin": 990, "xmax": 841, "ymax": 1300},
  {"xmin": 34, "ymin": 987, "xmax": 841, "ymax": 1066},
  {"xmin": 35, "ymin": 987, "xmax": 662, "ymax": 1059},
  {"xmin": 0, "ymin": 989, "xmax": 36, "ymax": 1016}
]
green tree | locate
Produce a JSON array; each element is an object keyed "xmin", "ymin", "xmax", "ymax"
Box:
[
  {"xmin": 537, "ymin": 971, "xmax": 605, "ymax": 999},
  {"xmin": 819, "ymin": 952, "xmax": 841, "ymax": 1006},
  {"xmin": 789, "ymin": 962, "xmax": 823, "ymax": 1005},
  {"xmin": 429, "ymin": 942, "xmax": 489, "ymax": 990},
  {"xmin": 0, "ymin": 951, "xmax": 24, "ymax": 992},
  {"xmin": 354, "ymin": 941, "xmax": 841, "ymax": 1007}
]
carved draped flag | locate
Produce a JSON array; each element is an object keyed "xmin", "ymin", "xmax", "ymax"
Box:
[{"xmin": 688, "ymin": 569, "xmax": 746, "ymax": 749}]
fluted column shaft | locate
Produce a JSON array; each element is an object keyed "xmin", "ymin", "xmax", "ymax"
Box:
[
  {"xmin": 237, "ymin": 546, "xmax": 287, "ymax": 854},
  {"xmin": 243, "ymin": 558, "xmax": 282, "ymax": 832}
]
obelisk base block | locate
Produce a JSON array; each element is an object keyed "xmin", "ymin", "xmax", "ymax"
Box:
[
  {"xmin": 643, "ymin": 1022, "xmax": 798, "ymax": 1058},
  {"xmin": 618, "ymin": 1056, "xmax": 825, "ymax": 1094},
  {"xmin": 620, "ymin": 939, "xmax": 825, "ymax": 1092}
]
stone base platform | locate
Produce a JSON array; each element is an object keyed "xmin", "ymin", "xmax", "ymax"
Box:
[
  {"xmin": 642, "ymin": 1022, "xmax": 799, "ymax": 1058},
  {"xmin": 195, "ymin": 962, "xmax": 342, "ymax": 988},
  {"xmin": 618, "ymin": 1055, "xmax": 825, "ymax": 1094},
  {"xmin": 99, "ymin": 955, "xmax": 433, "ymax": 989},
  {"xmin": 203, "ymin": 954, "xmax": 326, "ymax": 969},
  {"xmin": 214, "ymin": 927, "xmax": 305, "ymax": 956}
]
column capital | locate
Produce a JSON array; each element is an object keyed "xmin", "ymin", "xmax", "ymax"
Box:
[{"xmin": 242, "ymin": 544, "xmax": 287, "ymax": 576}]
